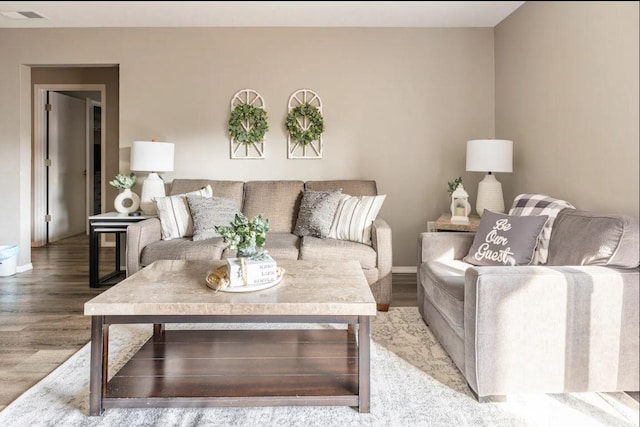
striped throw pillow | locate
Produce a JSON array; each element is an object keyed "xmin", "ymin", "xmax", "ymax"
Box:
[
  {"xmin": 328, "ymin": 195, "xmax": 386, "ymax": 245},
  {"xmin": 155, "ymin": 185, "xmax": 213, "ymax": 240}
]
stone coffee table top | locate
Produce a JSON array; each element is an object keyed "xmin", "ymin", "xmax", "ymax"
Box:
[{"xmin": 85, "ymin": 259, "xmax": 376, "ymax": 317}]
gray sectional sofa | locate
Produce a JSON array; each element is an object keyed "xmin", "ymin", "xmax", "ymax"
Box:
[
  {"xmin": 418, "ymin": 208, "xmax": 639, "ymax": 400},
  {"xmin": 126, "ymin": 179, "xmax": 392, "ymax": 311}
]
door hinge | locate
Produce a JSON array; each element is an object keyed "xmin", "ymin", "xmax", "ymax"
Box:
[
  {"xmin": 45, "ymin": 214, "xmax": 51, "ymax": 222},
  {"xmin": 45, "ymin": 103, "xmax": 52, "ymax": 112},
  {"xmin": 45, "ymin": 159, "xmax": 52, "ymax": 167}
]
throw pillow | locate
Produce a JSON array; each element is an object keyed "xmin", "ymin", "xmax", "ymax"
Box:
[
  {"xmin": 546, "ymin": 210, "xmax": 640, "ymax": 268},
  {"xmin": 509, "ymin": 193, "xmax": 574, "ymax": 265},
  {"xmin": 155, "ymin": 185, "xmax": 213, "ymax": 240},
  {"xmin": 294, "ymin": 189, "xmax": 343, "ymax": 238},
  {"xmin": 186, "ymin": 195, "xmax": 240, "ymax": 241},
  {"xmin": 328, "ymin": 194, "xmax": 386, "ymax": 245},
  {"xmin": 463, "ymin": 210, "xmax": 548, "ymax": 266}
]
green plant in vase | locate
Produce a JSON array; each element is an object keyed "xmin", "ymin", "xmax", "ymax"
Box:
[
  {"xmin": 109, "ymin": 173, "xmax": 136, "ymax": 190},
  {"xmin": 215, "ymin": 213, "xmax": 270, "ymax": 257},
  {"xmin": 109, "ymin": 173, "xmax": 140, "ymax": 214}
]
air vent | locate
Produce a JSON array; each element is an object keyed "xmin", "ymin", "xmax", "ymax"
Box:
[{"xmin": 1, "ymin": 11, "xmax": 46, "ymax": 20}]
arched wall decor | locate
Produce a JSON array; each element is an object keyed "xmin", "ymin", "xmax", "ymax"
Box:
[
  {"xmin": 286, "ymin": 89, "xmax": 323, "ymax": 159},
  {"xmin": 229, "ymin": 89, "xmax": 268, "ymax": 159}
]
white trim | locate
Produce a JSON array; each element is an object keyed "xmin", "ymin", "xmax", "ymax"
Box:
[
  {"xmin": 32, "ymin": 84, "xmax": 106, "ymax": 245},
  {"xmin": 16, "ymin": 263, "xmax": 33, "ymax": 273},
  {"xmin": 392, "ymin": 266, "xmax": 417, "ymax": 274},
  {"xmin": 32, "ymin": 89, "xmax": 47, "ymax": 246}
]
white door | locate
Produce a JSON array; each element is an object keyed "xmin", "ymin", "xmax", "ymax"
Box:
[{"xmin": 48, "ymin": 92, "xmax": 87, "ymax": 242}]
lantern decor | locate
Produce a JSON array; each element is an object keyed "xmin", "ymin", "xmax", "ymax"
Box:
[{"xmin": 450, "ymin": 183, "xmax": 471, "ymax": 225}]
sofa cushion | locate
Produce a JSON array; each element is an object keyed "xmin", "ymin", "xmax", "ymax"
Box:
[
  {"xmin": 243, "ymin": 181, "xmax": 304, "ymax": 233},
  {"xmin": 155, "ymin": 186, "xmax": 213, "ymax": 240},
  {"xmin": 420, "ymin": 260, "xmax": 471, "ymax": 340},
  {"xmin": 328, "ymin": 195, "xmax": 386, "ymax": 245},
  {"xmin": 141, "ymin": 237, "xmax": 227, "ymax": 266},
  {"xmin": 305, "ymin": 180, "xmax": 377, "ymax": 197},
  {"xmin": 463, "ymin": 210, "xmax": 547, "ymax": 266},
  {"xmin": 509, "ymin": 194, "xmax": 575, "ymax": 265},
  {"xmin": 222, "ymin": 233, "xmax": 300, "ymax": 260},
  {"xmin": 186, "ymin": 195, "xmax": 239, "ymax": 241},
  {"xmin": 262, "ymin": 232, "xmax": 300, "ymax": 260},
  {"xmin": 547, "ymin": 210, "xmax": 640, "ymax": 268},
  {"xmin": 170, "ymin": 179, "xmax": 244, "ymax": 211},
  {"xmin": 294, "ymin": 188, "xmax": 343, "ymax": 238},
  {"xmin": 300, "ymin": 236, "xmax": 377, "ymax": 270}
]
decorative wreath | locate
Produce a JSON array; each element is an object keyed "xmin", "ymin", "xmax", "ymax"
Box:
[
  {"xmin": 285, "ymin": 103, "xmax": 324, "ymax": 146},
  {"xmin": 228, "ymin": 103, "xmax": 269, "ymax": 144}
]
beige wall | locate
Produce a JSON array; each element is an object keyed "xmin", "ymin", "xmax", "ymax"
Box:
[
  {"xmin": 0, "ymin": 27, "xmax": 494, "ymax": 267},
  {"xmin": 496, "ymin": 1, "xmax": 639, "ymax": 215}
]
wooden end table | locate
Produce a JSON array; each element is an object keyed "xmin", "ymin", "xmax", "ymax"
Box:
[{"xmin": 435, "ymin": 213, "xmax": 480, "ymax": 232}]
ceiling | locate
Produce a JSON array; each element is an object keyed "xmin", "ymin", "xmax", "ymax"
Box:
[{"xmin": 0, "ymin": 1, "xmax": 524, "ymax": 28}]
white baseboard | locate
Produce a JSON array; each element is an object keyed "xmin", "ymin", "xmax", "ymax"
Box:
[
  {"xmin": 17, "ymin": 263, "xmax": 33, "ymax": 273},
  {"xmin": 392, "ymin": 266, "xmax": 417, "ymax": 274}
]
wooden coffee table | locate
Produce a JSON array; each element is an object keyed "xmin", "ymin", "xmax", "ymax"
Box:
[{"xmin": 84, "ymin": 259, "xmax": 376, "ymax": 416}]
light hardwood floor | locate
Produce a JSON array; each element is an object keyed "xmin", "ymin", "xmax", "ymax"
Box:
[{"xmin": 0, "ymin": 235, "xmax": 418, "ymax": 411}]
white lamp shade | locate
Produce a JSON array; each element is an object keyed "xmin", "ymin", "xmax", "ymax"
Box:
[
  {"xmin": 466, "ymin": 139, "xmax": 513, "ymax": 173},
  {"xmin": 130, "ymin": 141, "xmax": 175, "ymax": 172}
]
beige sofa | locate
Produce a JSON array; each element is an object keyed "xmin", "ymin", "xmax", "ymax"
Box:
[
  {"xmin": 418, "ymin": 209, "xmax": 639, "ymax": 400},
  {"xmin": 126, "ymin": 179, "xmax": 393, "ymax": 311}
]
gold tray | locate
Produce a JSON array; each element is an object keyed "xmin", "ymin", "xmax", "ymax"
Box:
[{"xmin": 206, "ymin": 265, "xmax": 285, "ymax": 292}]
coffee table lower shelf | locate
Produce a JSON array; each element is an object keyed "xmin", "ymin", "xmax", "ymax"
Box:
[{"xmin": 103, "ymin": 329, "xmax": 360, "ymax": 409}]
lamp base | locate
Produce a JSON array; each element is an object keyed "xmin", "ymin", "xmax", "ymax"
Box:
[
  {"xmin": 476, "ymin": 173, "xmax": 505, "ymax": 217},
  {"xmin": 139, "ymin": 172, "xmax": 166, "ymax": 215}
]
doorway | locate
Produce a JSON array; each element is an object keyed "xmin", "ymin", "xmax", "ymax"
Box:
[{"xmin": 32, "ymin": 84, "xmax": 106, "ymax": 246}]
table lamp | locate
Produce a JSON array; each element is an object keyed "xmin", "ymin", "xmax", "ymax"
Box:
[
  {"xmin": 130, "ymin": 140, "xmax": 175, "ymax": 215},
  {"xmin": 466, "ymin": 139, "xmax": 513, "ymax": 217}
]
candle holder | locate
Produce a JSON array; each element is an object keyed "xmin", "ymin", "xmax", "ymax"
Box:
[{"xmin": 450, "ymin": 183, "xmax": 470, "ymax": 225}]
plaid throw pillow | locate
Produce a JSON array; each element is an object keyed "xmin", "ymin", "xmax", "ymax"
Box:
[{"xmin": 509, "ymin": 194, "xmax": 574, "ymax": 264}]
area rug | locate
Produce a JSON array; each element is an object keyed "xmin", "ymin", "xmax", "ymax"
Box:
[{"xmin": 0, "ymin": 308, "xmax": 637, "ymax": 427}]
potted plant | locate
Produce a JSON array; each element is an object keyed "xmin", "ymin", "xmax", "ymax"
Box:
[
  {"xmin": 109, "ymin": 173, "xmax": 140, "ymax": 214},
  {"xmin": 215, "ymin": 213, "xmax": 270, "ymax": 257}
]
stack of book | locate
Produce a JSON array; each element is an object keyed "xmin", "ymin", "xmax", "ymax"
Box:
[{"xmin": 226, "ymin": 253, "xmax": 278, "ymax": 288}]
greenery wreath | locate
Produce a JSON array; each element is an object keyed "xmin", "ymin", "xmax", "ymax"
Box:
[
  {"xmin": 285, "ymin": 103, "xmax": 324, "ymax": 146},
  {"xmin": 228, "ymin": 103, "xmax": 269, "ymax": 144}
]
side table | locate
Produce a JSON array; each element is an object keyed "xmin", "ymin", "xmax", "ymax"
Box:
[
  {"xmin": 434, "ymin": 213, "xmax": 481, "ymax": 232},
  {"xmin": 89, "ymin": 212, "xmax": 154, "ymax": 288}
]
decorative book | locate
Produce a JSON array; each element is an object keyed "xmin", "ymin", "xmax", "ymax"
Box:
[{"xmin": 226, "ymin": 253, "xmax": 277, "ymax": 288}]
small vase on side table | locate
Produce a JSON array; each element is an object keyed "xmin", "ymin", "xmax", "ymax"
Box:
[{"xmin": 114, "ymin": 189, "xmax": 141, "ymax": 214}]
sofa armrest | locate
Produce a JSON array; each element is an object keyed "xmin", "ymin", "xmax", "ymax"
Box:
[
  {"xmin": 372, "ymin": 218, "xmax": 392, "ymax": 273},
  {"xmin": 126, "ymin": 218, "xmax": 161, "ymax": 276},
  {"xmin": 371, "ymin": 218, "xmax": 392, "ymax": 308},
  {"xmin": 464, "ymin": 265, "xmax": 640, "ymax": 397},
  {"xmin": 418, "ymin": 232, "xmax": 474, "ymax": 264}
]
